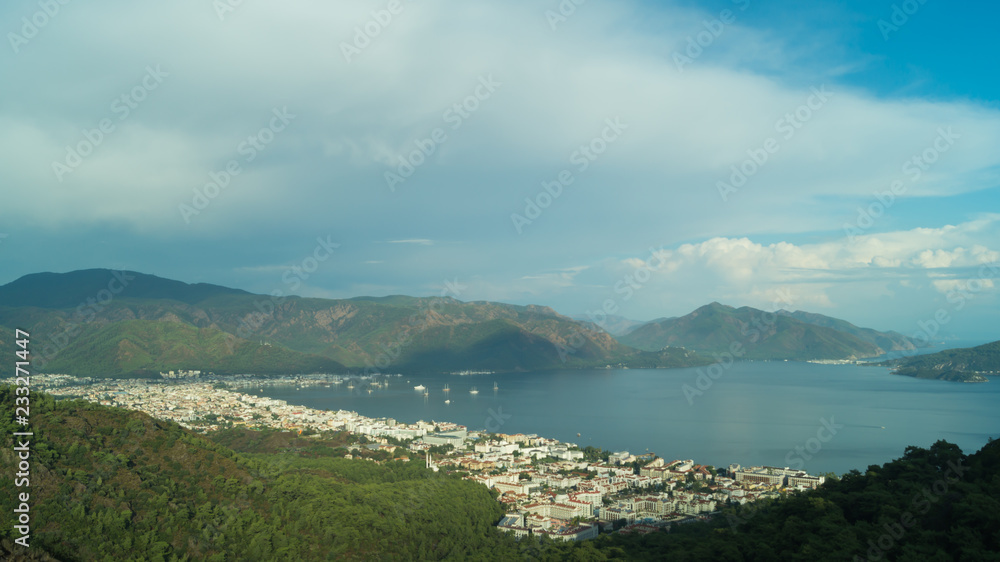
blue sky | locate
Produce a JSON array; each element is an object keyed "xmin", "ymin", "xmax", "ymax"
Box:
[{"xmin": 1, "ymin": 0, "xmax": 998, "ymax": 341}]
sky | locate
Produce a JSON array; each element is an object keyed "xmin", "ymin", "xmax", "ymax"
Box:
[{"xmin": 1, "ymin": 0, "xmax": 998, "ymax": 341}]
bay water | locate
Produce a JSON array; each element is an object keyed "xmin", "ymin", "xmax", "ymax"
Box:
[{"xmin": 252, "ymin": 362, "xmax": 1000, "ymax": 476}]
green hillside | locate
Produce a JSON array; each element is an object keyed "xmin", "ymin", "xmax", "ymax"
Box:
[
  {"xmin": 0, "ymin": 270, "xmax": 709, "ymax": 375},
  {"xmin": 620, "ymin": 302, "xmax": 885, "ymax": 360},
  {"xmin": 776, "ymin": 309, "xmax": 922, "ymax": 353},
  {"xmin": 0, "ymin": 269, "xmax": 249, "ymax": 308},
  {"xmin": 889, "ymin": 340, "xmax": 1000, "ymax": 382},
  {"xmin": 34, "ymin": 320, "xmax": 345, "ymax": 377},
  {"xmin": 0, "ymin": 386, "xmax": 513, "ymax": 560}
]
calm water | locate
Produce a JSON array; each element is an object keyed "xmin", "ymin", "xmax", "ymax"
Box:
[{"xmin": 252, "ymin": 363, "xmax": 1000, "ymax": 476}]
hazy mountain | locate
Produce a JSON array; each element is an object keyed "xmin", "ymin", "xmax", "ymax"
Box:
[
  {"xmin": 776, "ymin": 309, "xmax": 924, "ymax": 354},
  {"xmin": 570, "ymin": 314, "xmax": 653, "ymax": 337},
  {"xmin": 889, "ymin": 340, "xmax": 1000, "ymax": 382},
  {"xmin": 0, "ymin": 269, "xmax": 707, "ymax": 376},
  {"xmin": 617, "ymin": 302, "xmax": 910, "ymax": 361},
  {"xmin": 0, "ymin": 269, "xmax": 250, "ymax": 308}
]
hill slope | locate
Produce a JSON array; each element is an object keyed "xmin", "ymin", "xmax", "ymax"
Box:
[
  {"xmin": 0, "ymin": 269, "xmax": 249, "ymax": 308},
  {"xmin": 0, "ymin": 386, "xmax": 514, "ymax": 560},
  {"xmin": 37, "ymin": 319, "xmax": 346, "ymax": 377},
  {"xmin": 890, "ymin": 340, "xmax": 1000, "ymax": 382},
  {"xmin": 776, "ymin": 309, "xmax": 921, "ymax": 353},
  {"xmin": 0, "ymin": 269, "xmax": 708, "ymax": 375},
  {"xmin": 619, "ymin": 302, "xmax": 893, "ymax": 360}
]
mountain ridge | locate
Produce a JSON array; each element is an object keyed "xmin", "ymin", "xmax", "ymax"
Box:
[
  {"xmin": 618, "ymin": 302, "xmax": 922, "ymax": 361},
  {"xmin": 0, "ymin": 269, "xmax": 706, "ymax": 376}
]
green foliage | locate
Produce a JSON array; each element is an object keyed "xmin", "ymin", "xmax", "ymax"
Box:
[
  {"xmin": 0, "ymin": 386, "xmax": 517, "ymax": 561},
  {"xmin": 890, "ymin": 340, "xmax": 1000, "ymax": 382},
  {"xmin": 18, "ymin": 319, "xmax": 345, "ymax": 377}
]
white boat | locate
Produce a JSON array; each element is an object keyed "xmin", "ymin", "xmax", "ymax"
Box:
[
  {"xmin": 445, "ymin": 399, "xmax": 451, "ymax": 404},
  {"xmin": 470, "ymin": 387, "xmax": 479, "ymax": 394},
  {"xmin": 414, "ymin": 384, "xmax": 426, "ymax": 391}
]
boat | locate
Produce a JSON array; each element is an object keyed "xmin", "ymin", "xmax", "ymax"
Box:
[
  {"xmin": 469, "ymin": 387, "xmax": 479, "ymax": 394},
  {"xmin": 445, "ymin": 399, "xmax": 451, "ymax": 404},
  {"xmin": 423, "ymin": 391, "xmax": 429, "ymax": 396},
  {"xmin": 493, "ymin": 382, "xmax": 498, "ymax": 391},
  {"xmin": 443, "ymin": 384, "xmax": 450, "ymax": 392},
  {"xmin": 414, "ymin": 385, "xmax": 426, "ymax": 391}
]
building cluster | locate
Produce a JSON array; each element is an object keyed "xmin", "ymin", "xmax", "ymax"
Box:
[{"xmin": 8, "ymin": 374, "xmax": 828, "ymax": 544}]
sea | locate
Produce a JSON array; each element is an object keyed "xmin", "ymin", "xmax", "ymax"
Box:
[{"xmin": 250, "ymin": 361, "xmax": 1000, "ymax": 476}]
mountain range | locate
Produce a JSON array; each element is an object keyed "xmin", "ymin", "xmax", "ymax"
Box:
[
  {"xmin": 0, "ymin": 269, "xmax": 699, "ymax": 376},
  {"xmin": 618, "ymin": 302, "xmax": 922, "ymax": 361},
  {"xmin": 0, "ymin": 269, "xmax": 923, "ymax": 376}
]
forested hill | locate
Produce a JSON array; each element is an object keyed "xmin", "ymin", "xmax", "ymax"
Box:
[
  {"xmin": 889, "ymin": 340, "xmax": 1000, "ymax": 382},
  {"xmin": 0, "ymin": 386, "xmax": 513, "ymax": 560},
  {"xmin": 619, "ymin": 302, "xmax": 921, "ymax": 361}
]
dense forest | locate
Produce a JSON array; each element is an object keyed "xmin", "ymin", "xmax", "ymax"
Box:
[{"xmin": 2, "ymin": 386, "xmax": 998, "ymax": 560}]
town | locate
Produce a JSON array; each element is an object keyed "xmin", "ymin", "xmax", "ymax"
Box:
[{"xmin": 13, "ymin": 373, "xmax": 827, "ymax": 542}]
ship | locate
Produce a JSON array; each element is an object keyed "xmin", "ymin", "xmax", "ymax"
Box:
[
  {"xmin": 443, "ymin": 384, "xmax": 450, "ymax": 392},
  {"xmin": 493, "ymin": 381, "xmax": 498, "ymax": 391},
  {"xmin": 414, "ymin": 384, "xmax": 426, "ymax": 391},
  {"xmin": 469, "ymin": 387, "xmax": 479, "ymax": 394}
]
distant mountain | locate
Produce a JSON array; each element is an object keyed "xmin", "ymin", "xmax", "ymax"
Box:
[
  {"xmin": 0, "ymin": 269, "xmax": 708, "ymax": 376},
  {"xmin": 618, "ymin": 302, "xmax": 911, "ymax": 361},
  {"xmin": 570, "ymin": 314, "xmax": 651, "ymax": 337},
  {"xmin": 776, "ymin": 309, "xmax": 923, "ymax": 354},
  {"xmin": 889, "ymin": 340, "xmax": 1000, "ymax": 382},
  {"xmin": 0, "ymin": 269, "xmax": 250, "ymax": 308}
]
